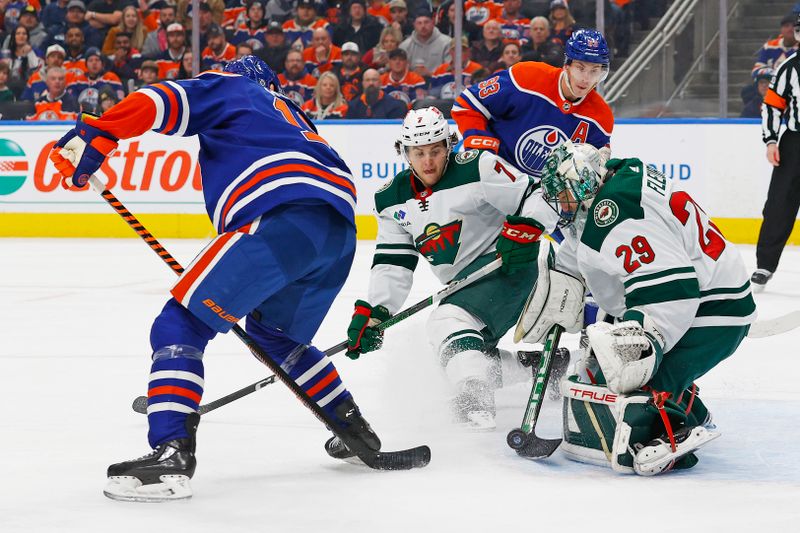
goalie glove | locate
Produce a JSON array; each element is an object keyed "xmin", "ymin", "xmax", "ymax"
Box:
[
  {"xmin": 586, "ymin": 317, "xmax": 665, "ymax": 394},
  {"xmin": 496, "ymin": 215, "xmax": 544, "ymax": 275},
  {"xmin": 346, "ymin": 300, "xmax": 391, "ymax": 360},
  {"xmin": 49, "ymin": 114, "xmax": 119, "ymax": 188}
]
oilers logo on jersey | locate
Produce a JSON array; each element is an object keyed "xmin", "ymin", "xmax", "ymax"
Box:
[
  {"xmin": 415, "ymin": 220, "xmax": 463, "ymax": 265},
  {"xmin": 515, "ymin": 126, "xmax": 569, "ymax": 176}
]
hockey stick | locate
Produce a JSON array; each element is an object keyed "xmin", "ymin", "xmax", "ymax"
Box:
[
  {"xmin": 506, "ymin": 324, "xmax": 563, "ymax": 459},
  {"xmin": 131, "ymin": 257, "xmax": 504, "ymax": 415},
  {"xmin": 89, "ymin": 175, "xmax": 430, "ymax": 470},
  {"xmin": 747, "ymin": 311, "xmax": 800, "ymax": 338}
]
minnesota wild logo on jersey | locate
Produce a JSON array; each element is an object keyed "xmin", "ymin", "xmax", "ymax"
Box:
[{"xmin": 415, "ymin": 220, "xmax": 463, "ymax": 265}]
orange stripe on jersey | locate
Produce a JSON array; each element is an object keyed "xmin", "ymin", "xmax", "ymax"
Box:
[
  {"xmin": 152, "ymin": 83, "xmax": 180, "ymax": 133},
  {"xmin": 219, "ymin": 163, "xmax": 357, "ymax": 230},
  {"xmin": 306, "ymin": 369, "xmax": 339, "ymax": 397},
  {"xmin": 764, "ymin": 88, "xmax": 787, "ymax": 110},
  {"xmin": 171, "ymin": 232, "xmax": 238, "ymax": 303},
  {"xmin": 84, "ymin": 92, "xmax": 157, "ymax": 139},
  {"xmin": 451, "ymin": 105, "xmax": 490, "ymax": 134},
  {"xmin": 148, "ymin": 385, "xmax": 202, "ymax": 403}
]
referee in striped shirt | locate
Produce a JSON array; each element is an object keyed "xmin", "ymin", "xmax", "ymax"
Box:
[{"xmin": 755, "ymin": 14, "xmax": 800, "ymax": 291}]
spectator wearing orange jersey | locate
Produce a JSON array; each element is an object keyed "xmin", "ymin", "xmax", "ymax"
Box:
[
  {"xmin": 69, "ymin": 47, "xmax": 125, "ymax": 103},
  {"xmin": 141, "ymin": 3, "xmax": 177, "ymax": 57},
  {"xmin": 380, "ymin": 47, "xmax": 425, "ymax": 106},
  {"xmin": 368, "ymin": 0, "xmax": 391, "ymax": 26},
  {"xmin": 302, "ymin": 70, "xmax": 349, "ymax": 119},
  {"xmin": 279, "ymin": 48, "xmax": 318, "ymax": 107},
  {"xmin": 29, "ymin": 66, "xmax": 79, "ymax": 120},
  {"xmin": 151, "ymin": 22, "xmax": 185, "ymax": 80},
  {"xmin": 282, "ymin": 0, "xmax": 329, "ymax": 50},
  {"xmin": 753, "ymin": 14, "xmax": 799, "ymax": 77},
  {"xmin": 429, "ymin": 36, "xmax": 482, "ymax": 99},
  {"xmin": 63, "ymin": 26, "xmax": 89, "ymax": 78},
  {"xmin": 22, "ymin": 44, "xmax": 67, "ymax": 102},
  {"xmin": 201, "ymin": 22, "xmax": 236, "ymax": 69},
  {"xmin": 303, "ymin": 26, "xmax": 342, "ymax": 75},
  {"xmin": 464, "ymin": 0, "xmax": 501, "ymax": 26}
]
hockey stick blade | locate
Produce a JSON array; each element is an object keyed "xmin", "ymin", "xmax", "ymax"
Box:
[
  {"xmin": 507, "ymin": 428, "xmax": 561, "ymax": 458},
  {"xmin": 748, "ymin": 311, "xmax": 800, "ymax": 338},
  {"xmin": 358, "ymin": 445, "xmax": 432, "ymax": 470}
]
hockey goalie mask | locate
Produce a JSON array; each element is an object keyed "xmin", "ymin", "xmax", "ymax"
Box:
[{"xmin": 541, "ymin": 141, "xmax": 605, "ymax": 228}]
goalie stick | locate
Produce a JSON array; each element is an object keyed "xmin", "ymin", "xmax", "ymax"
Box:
[
  {"xmin": 132, "ymin": 257, "xmax": 504, "ymax": 415},
  {"xmin": 506, "ymin": 324, "xmax": 563, "ymax": 459},
  {"xmin": 90, "ymin": 175, "xmax": 430, "ymax": 471}
]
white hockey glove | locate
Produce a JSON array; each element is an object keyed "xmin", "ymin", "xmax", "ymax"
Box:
[
  {"xmin": 586, "ymin": 317, "xmax": 664, "ymax": 394},
  {"xmin": 514, "ymin": 243, "xmax": 585, "ymax": 343}
]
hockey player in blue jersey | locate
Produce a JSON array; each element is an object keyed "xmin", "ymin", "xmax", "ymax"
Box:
[
  {"xmin": 49, "ymin": 56, "xmax": 382, "ymax": 502},
  {"xmin": 452, "ymin": 29, "xmax": 614, "ymax": 178}
]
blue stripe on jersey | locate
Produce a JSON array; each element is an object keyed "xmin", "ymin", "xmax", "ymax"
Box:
[
  {"xmin": 148, "ymin": 84, "xmax": 172, "ymax": 133},
  {"xmin": 163, "ymin": 82, "xmax": 186, "ymax": 136}
]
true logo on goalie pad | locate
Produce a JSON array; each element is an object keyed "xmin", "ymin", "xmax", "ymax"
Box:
[{"xmin": 593, "ymin": 199, "xmax": 619, "ymax": 227}]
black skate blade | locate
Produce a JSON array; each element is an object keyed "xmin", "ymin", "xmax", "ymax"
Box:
[
  {"xmin": 515, "ymin": 436, "xmax": 562, "ymax": 460},
  {"xmin": 357, "ymin": 445, "xmax": 431, "ymax": 470}
]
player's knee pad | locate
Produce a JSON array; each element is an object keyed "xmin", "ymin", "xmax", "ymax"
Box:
[
  {"xmin": 150, "ymin": 298, "xmax": 217, "ymax": 353},
  {"xmin": 560, "ymin": 377, "xmax": 691, "ymax": 474}
]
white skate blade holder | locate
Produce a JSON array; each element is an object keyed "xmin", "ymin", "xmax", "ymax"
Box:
[
  {"xmin": 633, "ymin": 427, "xmax": 721, "ymax": 476},
  {"xmin": 104, "ymin": 475, "xmax": 193, "ymax": 503}
]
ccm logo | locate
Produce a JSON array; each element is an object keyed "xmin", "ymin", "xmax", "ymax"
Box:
[
  {"xmin": 465, "ymin": 137, "xmax": 500, "ymax": 150},
  {"xmin": 502, "ymin": 226, "xmax": 541, "ymax": 241},
  {"xmin": 202, "ymin": 298, "xmax": 239, "ymax": 324},
  {"xmin": 568, "ymin": 388, "xmax": 617, "ymax": 404}
]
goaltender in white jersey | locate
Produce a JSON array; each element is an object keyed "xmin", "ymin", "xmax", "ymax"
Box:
[
  {"xmin": 344, "ymin": 107, "xmax": 563, "ymax": 430},
  {"xmin": 514, "ymin": 142, "xmax": 756, "ymax": 475}
]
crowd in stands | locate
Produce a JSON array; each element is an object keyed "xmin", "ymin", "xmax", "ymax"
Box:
[
  {"xmin": 0, "ymin": 0, "xmax": 637, "ymax": 120},
  {"xmin": 741, "ymin": 7, "xmax": 800, "ymax": 118}
]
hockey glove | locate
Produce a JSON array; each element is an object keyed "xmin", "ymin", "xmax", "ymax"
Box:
[
  {"xmin": 496, "ymin": 215, "xmax": 544, "ymax": 274},
  {"xmin": 49, "ymin": 114, "xmax": 119, "ymax": 188},
  {"xmin": 346, "ymin": 300, "xmax": 391, "ymax": 360}
]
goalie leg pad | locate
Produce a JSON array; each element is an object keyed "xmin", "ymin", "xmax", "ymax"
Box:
[{"xmin": 514, "ymin": 243, "xmax": 585, "ymax": 343}]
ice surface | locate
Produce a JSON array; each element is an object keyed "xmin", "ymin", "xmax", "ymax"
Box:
[{"xmin": 1, "ymin": 239, "xmax": 798, "ymax": 532}]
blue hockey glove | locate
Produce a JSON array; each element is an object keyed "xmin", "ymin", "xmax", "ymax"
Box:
[
  {"xmin": 496, "ymin": 215, "xmax": 544, "ymax": 274},
  {"xmin": 49, "ymin": 114, "xmax": 119, "ymax": 188},
  {"xmin": 346, "ymin": 300, "xmax": 391, "ymax": 360}
]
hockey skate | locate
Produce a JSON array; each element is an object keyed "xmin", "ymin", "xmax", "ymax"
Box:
[
  {"xmin": 633, "ymin": 425, "xmax": 720, "ymax": 476},
  {"xmin": 324, "ymin": 398, "xmax": 382, "ymax": 465},
  {"xmin": 104, "ymin": 413, "xmax": 199, "ymax": 502},
  {"xmin": 750, "ymin": 269, "xmax": 773, "ymax": 292},
  {"xmin": 452, "ymin": 379, "xmax": 496, "ymax": 431}
]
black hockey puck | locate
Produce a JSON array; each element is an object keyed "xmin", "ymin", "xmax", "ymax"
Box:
[{"xmin": 507, "ymin": 428, "xmax": 529, "ymax": 450}]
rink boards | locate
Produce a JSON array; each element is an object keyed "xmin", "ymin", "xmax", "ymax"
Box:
[{"xmin": 0, "ymin": 119, "xmax": 786, "ymax": 243}]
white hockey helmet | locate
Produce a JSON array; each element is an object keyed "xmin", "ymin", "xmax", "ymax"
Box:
[
  {"xmin": 541, "ymin": 141, "xmax": 606, "ymax": 226},
  {"xmin": 394, "ymin": 106, "xmax": 459, "ymax": 155}
]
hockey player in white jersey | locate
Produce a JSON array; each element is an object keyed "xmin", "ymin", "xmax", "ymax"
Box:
[
  {"xmin": 515, "ymin": 142, "xmax": 756, "ymax": 474},
  {"xmin": 344, "ymin": 107, "xmax": 572, "ymax": 430}
]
